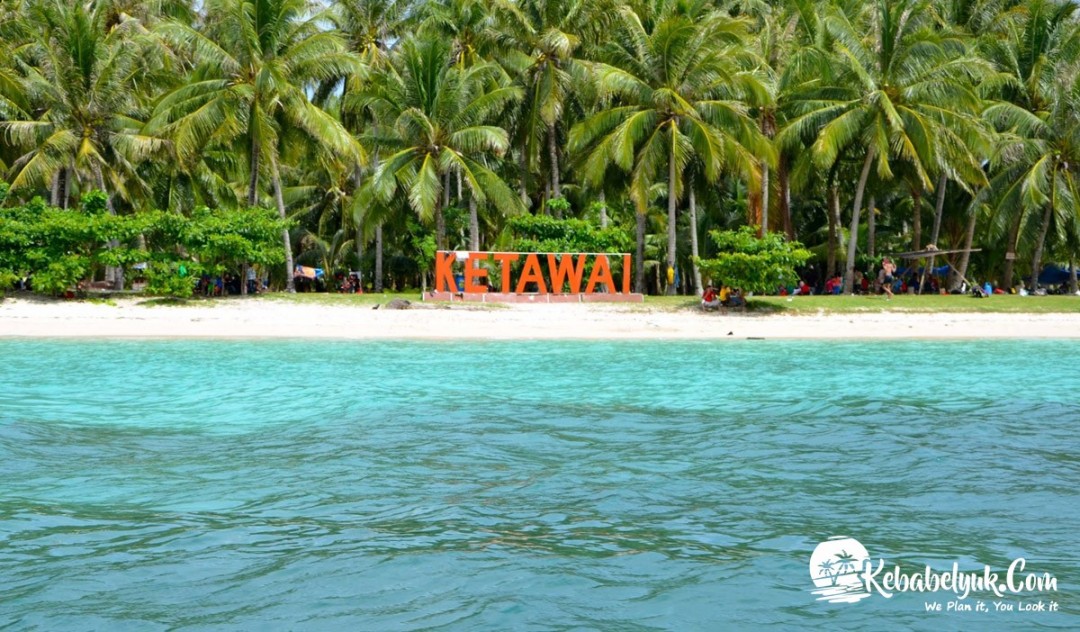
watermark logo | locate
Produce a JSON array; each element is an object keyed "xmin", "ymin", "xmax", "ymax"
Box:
[
  {"xmin": 809, "ymin": 536, "xmax": 1059, "ymax": 608},
  {"xmin": 809, "ymin": 536, "xmax": 873, "ymax": 603}
]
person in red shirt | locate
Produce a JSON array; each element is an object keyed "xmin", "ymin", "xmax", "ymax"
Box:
[{"xmin": 701, "ymin": 285, "xmax": 720, "ymax": 310}]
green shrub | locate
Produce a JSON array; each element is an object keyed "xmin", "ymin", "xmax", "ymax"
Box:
[{"xmin": 695, "ymin": 227, "xmax": 812, "ymax": 294}]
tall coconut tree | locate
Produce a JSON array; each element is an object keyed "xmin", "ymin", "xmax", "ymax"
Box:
[
  {"xmin": 773, "ymin": 0, "xmax": 853, "ymax": 265},
  {"xmin": 981, "ymin": 0, "xmax": 1080, "ymax": 290},
  {"xmin": 150, "ymin": 0, "xmax": 365, "ymax": 291},
  {"xmin": 570, "ymin": 0, "xmax": 770, "ymax": 294},
  {"xmin": 494, "ymin": 0, "xmax": 594, "ymax": 205},
  {"xmin": 2, "ymin": 1, "xmax": 164, "ymax": 210},
  {"xmin": 985, "ymin": 71, "xmax": 1080, "ymax": 292},
  {"xmin": 333, "ymin": 0, "xmax": 412, "ymax": 291},
  {"xmin": 418, "ymin": 0, "xmax": 500, "ymax": 70},
  {"xmin": 355, "ymin": 36, "xmax": 526, "ymax": 250},
  {"xmin": 0, "ymin": 0, "xmax": 30, "ymax": 147},
  {"xmin": 783, "ymin": 0, "xmax": 989, "ymax": 293}
]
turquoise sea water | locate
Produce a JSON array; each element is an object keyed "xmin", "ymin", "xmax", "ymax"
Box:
[{"xmin": 1, "ymin": 339, "xmax": 1078, "ymax": 631}]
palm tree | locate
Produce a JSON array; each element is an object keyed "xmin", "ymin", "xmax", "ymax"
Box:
[
  {"xmin": 987, "ymin": 80, "xmax": 1080, "ymax": 292},
  {"xmin": 418, "ymin": 0, "xmax": 499, "ymax": 70},
  {"xmin": 982, "ymin": 0, "xmax": 1080, "ymax": 291},
  {"xmin": 495, "ymin": 0, "xmax": 594, "ymax": 205},
  {"xmin": 0, "ymin": 0, "xmax": 30, "ymax": 148},
  {"xmin": 817, "ymin": 558, "xmax": 838, "ymax": 585},
  {"xmin": 3, "ymin": 1, "xmax": 164, "ymax": 208},
  {"xmin": 834, "ymin": 549, "xmax": 858, "ymax": 576},
  {"xmin": 150, "ymin": 0, "xmax": 365, "ymax": 291},
  {"xmin": 570, "ymin": 0, "xmax": 769, "ymax": 294},
  {"xmin": 784, "ymin": 0, "xmax": 989, "ymax": 293},
  {"xmin": 2, "ymin": 1, "xmax": 170, "ymax": 289},
  {"xmin": 334, "ymin": 0, "xmax": 412, "ymax": 291},
  {"xmin": 97, "ymin": 0, "xmax": 196, "ymax": 26},
  {"xmin": 774, "ymin": 0, "xmax": 852, "ymax": 270},
  {"xmin": 355, "ymin": 36, "xmax": 525, "ymax": 250},
  {"xmin": 333, "ymin": 0, "xmax": 411, "ymax": 67}
]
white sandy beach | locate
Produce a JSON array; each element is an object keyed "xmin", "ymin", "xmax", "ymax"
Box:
[{"xmin": 1, "ymin": 296, "xmax": 1078, "ymax": 339}]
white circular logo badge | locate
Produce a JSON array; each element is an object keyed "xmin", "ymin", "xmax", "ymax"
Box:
[{"xmin": 809, "ymin": 536, "xmax": 872, "ymax": 603}]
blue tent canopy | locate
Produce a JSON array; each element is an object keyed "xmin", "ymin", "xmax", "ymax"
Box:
[
  {"xmin": 1038, "ymin": 265, "xmax": 1074, "ymax": 285},
  {"xmin": 896, "ymin": 265, "xmax": 950, "ymax": 276}
]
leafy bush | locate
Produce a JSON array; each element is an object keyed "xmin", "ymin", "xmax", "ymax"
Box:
[
  {"xmin": 508, "ymin": 215, "xmax": 631, "ymax": 253},
  {"xmin": 144, "ymin": 261, "xmax": 200, "ymax": 297},
  {"xmin": 33, "ymin": 256, "xmax": 90, "ymax": 296},
  {"xmin": 0, "ymin": 194, "xmax": 287, "ymax": 297},
  {"xmin": 546, "ymin": 196, "xmax": 571, "ymax": 216},
  {"xmin": 695, "ymin": 227, "xmax": 812, "ymax": 294}
]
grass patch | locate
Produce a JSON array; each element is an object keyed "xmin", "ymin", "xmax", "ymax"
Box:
[
  {"xmin": 638, "ymin": 293, "xmax": 1080, "ymax": 313},
  {"xmin": 262, "ymin": 291, "xmax": 423, "ymax": 306},
  {"xmin": 137, "ymin": 296, "xmax": 204, "ymax": 307},
  {"xmin": 744, "ymin": 294, "xmax": 1080, "ymax": 314},
  {"xmin": 131, "ymin": 290, "xmax": 1078, "ymax": 314}
]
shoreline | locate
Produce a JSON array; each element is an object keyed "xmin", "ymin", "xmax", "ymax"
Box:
[{"xmin": 2, "ymin": 296, "xmax": 1079, "ymax": 340}]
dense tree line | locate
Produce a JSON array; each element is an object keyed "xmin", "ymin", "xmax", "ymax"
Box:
[{"xmin": 1, "ymin": 0, "xmax": 1078, "ymax": 295}]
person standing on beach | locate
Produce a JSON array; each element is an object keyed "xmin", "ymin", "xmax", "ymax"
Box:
[{"xmin": 878, "ymin": 257, "xmax": 896, "ymax": 299}]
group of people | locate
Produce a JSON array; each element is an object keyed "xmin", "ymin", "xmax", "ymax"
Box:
[
  {"xmin": 196, "ymin": 268, "xmax": 263, "ymax": 296},
  {"xmin": 337, "ymin": 272, "xmax": 363, "ymax": 293},
  {"xmin": 700, "ymin": 284, "xmax": 745, "ymax": 310},
  {"xmin": 786, "ymin": 258, "xmax": 947, "ymax": 298},
  {"xmin": 701, "ymin": 257, "xmax": 962, "ymax": 307}
]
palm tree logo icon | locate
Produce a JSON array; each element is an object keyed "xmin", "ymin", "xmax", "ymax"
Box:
[
  {"xmin": 816, "ymin": 549, "xmax": 859, "ymax": 586},
  {"xmin": 809, "ymin": 537, "xmax": 872, "ymax": 603}
]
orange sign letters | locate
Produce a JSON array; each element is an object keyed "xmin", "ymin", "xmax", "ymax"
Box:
[{"xmin": 435, "ymin": 251, "xmax": 633, "ymax": 294}]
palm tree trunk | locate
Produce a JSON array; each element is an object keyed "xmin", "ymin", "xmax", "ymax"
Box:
[
  {"xmin": 953, "ymin": 204, "xmax": 978, "ymax": 291},
  {"xmin": 469, "ymin": 193, "xmax": 480, "ymax": 251},
  {"xmin": 248, "ymin": 139, "xmax": 261, "ymax": 207},
  {"xmin": 911, "ymin": 187, "xmax": 922, "ymax": 251},
  {"xmin": 779, "ymin": 158, "xmax": 794, "ymax": 240},
  {"xmin": 1001, "ymin": 212, "xmax": 1023, "ymax": 290},
  {"xmin": 843, "ymin": 148, "xmax": 876, "ymax": 294},
  {"xmin": 931, "ymin": 174, "xmax": 947, "ymax": 246},
  {"xmin": 1070, "ymin": 257, "xmax": 1078, "ymax": 294},
  {"xmin": 1029, "ymin": 174, "xmax": 1056, "ymax": 292},
  {"xmin": 437, "ymin": 171, "xmax": 450, "ymax": 249},
  {"xmin": 352, "ymin": 167, "xmax": 364, "ymax": 291},
  {"xmin": 867, "ymin": 196, "xmax": 876, "ymax": 258},
  {"xmin": 270, "ymin": 154, "xmax": 295, "ymax": 293},
  {"xmin": 443, "ymin": 170, "xmax": 451, "ymax": 209},
  {"xmin": 666, "ymin": 147, "xmax": 678, "ymax": 296},
  {"xmin": 456, "ymin": 168, "xmax": 463, "ymax": 203},
  {"xmin": 759, "ymin": 112, "xmax": 775, "ymax": 238},
  {"xmin": 635, "ymin": 211, "xmax": 645, "ymax": 293},
  {"xmin": 435, "ymin": 201, "xmax": 447, "ymax": 251},
  {"xmin": 827, "ymin": 181, "xmax": 839, "ymax": 278},
  {"xmin": 922, "ymin": 174, "xmax": 948, "ymax": 295},
  {"xmin": 375, "ymin": 224, "xmax": 383, "ymax": 292},
  {"xmin": 689, "ymin": 184, "xmax": 702, "ymax": 296},
  {"xmin": 760, "ymin": 163, "xmax": 770, "ymax": 236},
  {"xmin": 548, "ymin": 122, "xmax": 560, "ymax": 199},
  {"xmin": 50, "ymin": 170, "xmax": 61, "ymax": 207},
  {"xmin": 599, "ymin": 191, "xmax": 608, "ymax": 228},
  {"xmin": 92, "ymin": 163, "xmax": 123, "ymax": 290},
  {"xmin": 61, "ymin": 166, "xmax": 71, "ymax": 209},
  {"xmin": 518, "ymin": 145, "xmax": 529, "ymax": 208}
]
